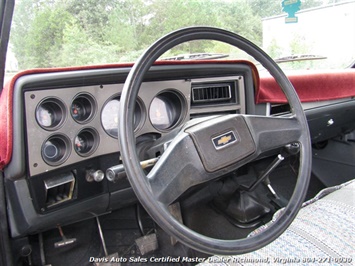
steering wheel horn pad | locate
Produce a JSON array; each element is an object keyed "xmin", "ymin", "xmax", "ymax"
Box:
[{"xmin": 185, "ymin": 115, "xmax": 256, "ymax": 173}]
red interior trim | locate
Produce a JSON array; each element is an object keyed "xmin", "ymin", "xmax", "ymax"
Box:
[
  {"xmin": 257, "ymin": 69, "xmax": 355, "ymax": 104},
  {"xmin": 0, "ymin": 60, "xmax": 259, "ymax": 170}
]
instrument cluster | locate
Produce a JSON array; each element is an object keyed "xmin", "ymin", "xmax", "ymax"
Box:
[{"xmin": 24, "ymin": 79, "xmax": 192, "ymax": 176}]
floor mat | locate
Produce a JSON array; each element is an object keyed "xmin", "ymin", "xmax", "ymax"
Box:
[
  {"xmin": 183, "ymin": 157, "xmax": 326, "ymax": 243},
  {"xmin": 265, "ymin": 157, "xmax": 326, "ymax": 201},
  {"xmin": 183, "ymin": 203, "xmax": 260, "ymax": 240},
  {"xmin": 99, "ymin": 206, "xmax": 187, "ymax": 265},
  {"xmin": 100, "ymin": 206, "xmax": 155, "ymax": 258},
  {"xmin": 31, "ymin": 205, "xmax": 193, "ymax": 266},
  {"xmin": 38, "ymin": 219, "xmax": 103, "ymax": 266}
]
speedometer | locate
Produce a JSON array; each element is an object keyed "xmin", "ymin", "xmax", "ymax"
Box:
[
  {"xmin": 101, "ymin": 97, "xmax": 143, "ymax": 138},
  {"xmin": 101, "ymin": 99, "xmax": 120, "ymax": 138}
]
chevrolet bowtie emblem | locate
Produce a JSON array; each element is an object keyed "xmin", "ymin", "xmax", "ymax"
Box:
[
  {"xmin": 218, "ymin": 135, "xmax": 232, "ymax": 146},
  {"xmin": 212, "ymin": 131, "xmax": 237, "ymax": 150}
]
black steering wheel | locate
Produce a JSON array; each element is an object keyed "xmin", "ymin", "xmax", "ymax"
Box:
[{"xmin": 118, "ymin": 27, "xmax": 311, "ymax": 255}]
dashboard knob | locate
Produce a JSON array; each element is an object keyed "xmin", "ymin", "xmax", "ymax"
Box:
[
  {"xmin": 106, "ymin": 165, "xmax": 126, "ymax": 183},
  {"xmin": 86, "ymin": 170, "xmax": 105, "ymax": 182},
  {"xmin": 106, "ymin": 157, "xmax": 159, "ymax": 183}
]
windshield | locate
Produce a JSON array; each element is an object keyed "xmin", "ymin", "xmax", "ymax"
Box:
[{"xmin": 5, "ymin": 0, "xmax": 355, "ymax": 78}]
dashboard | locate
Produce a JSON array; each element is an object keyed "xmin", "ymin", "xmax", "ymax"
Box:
[
  {"xmin": 5, "ymin": 63, "xmax": 257, "ymax": 237},
  {"xmin": 5, "ymin": 62, "xmax": 355, "ymax": 238}
]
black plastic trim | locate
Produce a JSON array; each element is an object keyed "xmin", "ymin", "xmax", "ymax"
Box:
[
  {"xmin": 5, "ymin": 178, "xmax": 109, "ymax": 238},
  {"xmin": 306, "ymin": 99, "xmax": 355, "ymax": 143},
  {"xmin": 0, "ymin": 172, "xmax": 13, "ymax": 266}
]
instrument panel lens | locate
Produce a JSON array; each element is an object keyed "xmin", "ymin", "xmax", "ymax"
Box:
[
  {"xmin": 149, "ymin": 91, "xmax": 184, "ymax": 131},
  {"xmin": 71, "ymin": 102, "xmax": 86, "ymax": 120},
  {"xmin": 43, "ymin": 141, "xmax": 59, "ymax": 159},
  {"xmin": 37, "ymin": 105, "xmax": 55, "ymax": 127},
  {"xmin": 36, "ymin": 99, "xmax": 65, "ymax": 130},
  {"xmin": 41, "ymin": 135, "xmax": 70, "ymax": 166},
  {"xmin": 101, "ymin": 98, "xmax": 142, "ymax": 138},
  {"xmin": 150, "ymin": 97, "xmax": 174, "ymax": 130},
  {"xmin": 70, "ymin": 94, "xmax": 96, "ymax": 123},
  {"xmin": 101, "ymin": 99, "xmax": 120, "ymax": 138},
  {"xmin": 74, "ymin": 135, "xmax": 90, "ymax": 154},
  {"xmin": 74, "ymin": 129, "xmax": 99, "ymax": 156}
]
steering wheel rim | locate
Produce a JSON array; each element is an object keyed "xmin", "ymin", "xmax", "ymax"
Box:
[{"xmin": 119, "ymin": 27, "xmax": 311, "ymax": 255}]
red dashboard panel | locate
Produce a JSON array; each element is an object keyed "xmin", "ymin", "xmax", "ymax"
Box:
[{"xmin": 257, "ymin": 69, "xmax": 355, "ymax": 104}]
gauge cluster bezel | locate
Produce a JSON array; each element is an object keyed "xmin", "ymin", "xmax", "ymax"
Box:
[
  {"xmin": 24, "ymin": 79, "xmax": 193, "ymax": 176},
  {"xmin": 24, "ymin": 75, "xmax": 245, "ymax": 176}
]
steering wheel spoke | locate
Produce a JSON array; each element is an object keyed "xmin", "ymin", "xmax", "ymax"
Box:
[
  {"xmin": 244, "ymin": 115, "xmax": 303, "ymax": 154},
  {"xmin": 147, "ymin": 132, "xmax": 210, "ymax": 205}
]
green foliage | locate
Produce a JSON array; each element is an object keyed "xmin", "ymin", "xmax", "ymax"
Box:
[
  {"xmin": 301, "ymin": 0, "xmax": 325, "ymax": 9},
  {"xmin": 10, "ymin": 0, "xmax": 47, "ymax": 69},
  {"xmin": 246, "ymin": 0, "xmax": 282, "ymax": 18},
  {"xmin": 10, "ymin": 0, "xmax": 333, "ymax": 69},
  {"xmin": 266, "ymin": 38, "xmax": 283, "ymax": 59},
  {"xmin": 65, "ymin": 0, "xmax": 113, "ymax": 42},
  {"xmin": 26, "ymin": 7, "xmax": 72, "ymax": 67},
  {"xmin": 216, "ymin": 1, "xmax": 262, "ymax": 45}
]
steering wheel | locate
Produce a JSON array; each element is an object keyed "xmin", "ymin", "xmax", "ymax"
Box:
[{"xmin": 118, "ymin": 27, "xmax": 311, "ymax": 255}]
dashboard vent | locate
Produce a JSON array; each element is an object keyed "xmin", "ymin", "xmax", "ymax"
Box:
[{"xmin": 192, "ymin": 84, "xmax": 231, "ymax": 103}]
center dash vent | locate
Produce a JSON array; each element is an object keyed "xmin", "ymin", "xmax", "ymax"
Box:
[
  {"xmin": 192, "ymin": 84, "xmax": 231, "ymax": 103},
  {"xmin": 191, "ymin": 81, "xmax": 237, "ymax": 107}
]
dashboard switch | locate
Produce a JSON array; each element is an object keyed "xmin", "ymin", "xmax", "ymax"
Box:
[
  {"xmin": 106, "ymin": 165, "xmax": 126, "ymax": 183},
  {"xmin": 106, "ymin": 157, "xmax": 160, "ymax": 182},
  {"xmin": 86, "ymin": 169, "xmax": 105, "ymax": 182}
]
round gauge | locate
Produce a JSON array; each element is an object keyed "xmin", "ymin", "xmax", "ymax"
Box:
[
  {"xmin": 71, "ymin": 102, "xmax": 86, "ymax": 120},
  {"xmin": 36, "ymin": 98, "xmax": 66, "ymax": 130},
  {"xmin": 101, "ymin": 99, "xmax": 120, "ymax": 138},
  {"xmin": 41, "ymin": 135, "xmax": 71, "ymax": 166},
  {"xmin": 149, "ymin": 91, "xmax": 184, "ymax": 131},
  {"xmin": 74, "ymin": 135, "xmax": 89, "ymax": 154},
  {"xmin": 74, "ymin": 128, "xmax": 99, "ymax": 156},
  {"xmin": 70, "ymin": 94, "xmax": 96, "ymax": 123},
  {"xmin": 101, "ymin": 97, "xmax": 142, "ymax": 138}
]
